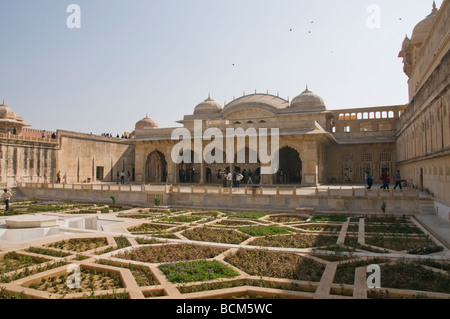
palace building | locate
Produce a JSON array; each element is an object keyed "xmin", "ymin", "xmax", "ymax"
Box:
[{"xmin": 0, "ymin": 1, "xmax": 449, "ymax": 218}]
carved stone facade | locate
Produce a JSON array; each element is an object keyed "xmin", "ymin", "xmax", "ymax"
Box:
[{"xmin": 396, "ymin": 0, "xmax": 450, "ymax": 216}]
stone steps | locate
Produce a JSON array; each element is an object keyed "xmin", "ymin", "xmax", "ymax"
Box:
[{"xmin": 419, "ymin": 198, "xmax": 436, "ymax": 215}]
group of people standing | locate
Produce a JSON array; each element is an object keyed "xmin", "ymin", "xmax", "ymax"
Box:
[
  {"xmin": 217, "ymin": 169, "xmax": 254, "ymax": 188},
  {"xmin": 364, "ymin": 169, "xmax": 403, "ymax": 190}
]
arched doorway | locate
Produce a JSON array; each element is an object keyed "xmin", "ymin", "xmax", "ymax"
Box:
[
  {"xmin": 277, "ymin": 146, "xmax": 302, "ymax": 184},
  {"xmin": 235, "ymin": 147, "xmax": 260, "ymax": 184},
  {"xmin": 146, "ymin": 151, "xmax": 167, "ymax": 183},
  {"xmin": 178, "ymin": 152, "xmax": 201, "ymax": 184}
]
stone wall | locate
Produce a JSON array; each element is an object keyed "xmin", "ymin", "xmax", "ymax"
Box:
[
  {"xmin": 395, "ymin": 5, "xmax": 450, "ymax": 210},
  {"xmin": 18, "ymin": 183, "xmax": 422, "ymax": 215},
  {"xmin": 0, "ymin": 134, "xmax": 58, "ymax": 186},
  {"xmin": 56, "ymin": 130, "xmax": 135, "ymax": 184}
]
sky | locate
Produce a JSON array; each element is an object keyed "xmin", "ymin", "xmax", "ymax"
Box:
[{"xmin": 0, "ymin": 0, "xmax": 444, "ymax": 135}]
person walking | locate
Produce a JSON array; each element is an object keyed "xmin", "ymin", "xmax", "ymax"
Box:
[
  {"xmin": 120, "ymin": 171, "xmax": 125, "ymax": 185},
  {"xmin": 2, "ymin": 188, "xmax": 12, "ymax": 212},
  {"xmin": 247, "ymin": 169, "xmax": 253, "ymax": 184},
  {"xmin": 393, "ymin": 170, "xmax": 403, "ymax": 190},
  {"xmin": 366, "ymin": 172, "xmax": 373, "ymax": 189},
  {"xmin": 380, "ymin": 169, "xmax": 390, "ymax": 189},
  {"xmin": 56, "ymin": 171, "xmax": 61, "ymax": 184}
]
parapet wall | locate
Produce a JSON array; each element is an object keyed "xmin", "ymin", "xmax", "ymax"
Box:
[{"xmin": 17, "ymin": 183, "xmax": 424, "ymax": 215}]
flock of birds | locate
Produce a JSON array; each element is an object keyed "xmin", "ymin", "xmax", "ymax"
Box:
[{"xmin": 230, "ymin": 16, "xmax": 404, "ymax": 67}]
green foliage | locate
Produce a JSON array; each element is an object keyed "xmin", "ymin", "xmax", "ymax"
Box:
[
  {"xmin": 238, "ymin": 225, "xmax": 290, "ymax": 237},
  {"xmin": 182, "ymin": 227, "xmax": 249, "ymax": 244},
  {"xmin": 25, "ymin": 247, "xmax": 71, "ymax": 258},
  {"xmin": 159, "ymin": 260, "xmax": 239, "ymax": 283},
  {"xmin": 110, "ymin": 195, "xmax": 116, "ymax": 204},
  {"xmin": 114, "ymin": 244, "xmax": 226, "ymax": 264},
  {"xmin": 225, "ymin": 249, "xmax": 325, "ymax": 281},
  {"xmin": 153, "ymin": 196, "xmax": 161, "ymax": 206},
  {"xmin": 230, "ymin": 212, "xmax": 268, "ymax": 219},
  {"xmin": 310, "ymin": 215, "xmax": 348, "ymax": 222}
]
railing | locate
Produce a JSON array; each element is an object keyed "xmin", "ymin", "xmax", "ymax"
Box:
[
  {"xmin": 0, "ymin": 132, "xmax": 58, "ymax": 143},
  {"xmin": 17, "ymin": 182, "xmax": 420, "ymax": 198}
]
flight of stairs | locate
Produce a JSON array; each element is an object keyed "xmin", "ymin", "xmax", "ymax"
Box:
[{"xmin": 419, "ymin": 197, "xmax": 436, "ymax": 215}]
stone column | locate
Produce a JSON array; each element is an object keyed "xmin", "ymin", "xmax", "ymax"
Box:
[{"xmin": 200, "ymin": 162, "xmax": 205, "ymax": 185}]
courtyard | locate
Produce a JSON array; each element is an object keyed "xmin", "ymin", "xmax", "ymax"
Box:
[{"xmin": 0, "ymin": 196, "xmax": 448, "ymax": 299}]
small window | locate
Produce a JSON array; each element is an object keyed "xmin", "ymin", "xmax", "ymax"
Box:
[{"xmin": 247, "ymin": 121, "xmax": 254, "ymax": 124}]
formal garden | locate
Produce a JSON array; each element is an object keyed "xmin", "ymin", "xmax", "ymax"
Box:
[{"xmin": 0, "ymin": 200, "xmax": 449, "ymax": 299}]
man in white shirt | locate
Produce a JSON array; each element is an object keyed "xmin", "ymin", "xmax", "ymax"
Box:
[
  {"xmin": 227, "ymin": 171, "xmax": 233, "ymax": 187},
  {"xmin": 2, "ymin": 188, "xmax": 12, "ymax": 212}
]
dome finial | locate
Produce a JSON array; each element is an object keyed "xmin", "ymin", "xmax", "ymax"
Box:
[
  {"xmin": 208, "ymin": 92, "xmax": 211, "ymax": 99},
  {"xmin": 2, "ymin": 99, "xmax": 4, "ymax": 105},
  {"xmin": 303, "ymin": 85, "xmax": 311, "ymax": 93}
]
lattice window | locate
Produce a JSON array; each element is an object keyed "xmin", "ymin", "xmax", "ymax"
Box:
[
  {"xmin": 342, "ymin": 153, "xmax": 353, "ymax": 162},
  {"xmin": 379, "ymin": 152, "xmax": 391, "ymax": 162},
  {"xmin": 360, "ymin": 153, "xmax": 373, "ymax": 162}
]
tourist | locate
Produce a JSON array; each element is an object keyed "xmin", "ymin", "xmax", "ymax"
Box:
[
  {"xmin": 393, "ymin": 170, "xmax": 403, "ymax": 190},
  {"xmin": 222, "ymin": 170, "xmax": 228, "ymax": 187},
  {"xmin": 232, "ymin": 170, "xmax": 237, "ymax": 187},
  {"xmin": 380, "ymin": 169, "xmax": 390, "ymax": 189},
  {"xmin": 366, "ymin": 171, "xmax": 373, "ymax": 189},
  {"xmin": 227, "ymin": 170, "xmax": 233, "ymax": 187},
  {"xmin": 116, "ymin": 171, "xmax": 120, "ymax": 184},
  {"xmin": 216, "ymin": 169, "xmax": 222, "ymax": 184},
  {"xmin": 242, "ymin": 169, "xmax": 247, "ymax": 184},
  {"xmin": 247, "ymin": 169, "xmax": 253, "ymax": 184},
  {"xmin": 41, "ymin": 130, "xmax": 45, "ymax": 138},
  {"xmin": 120, "ymin": 171, "xmax": 125, "ymax": 184},
  {"xmin": 236, "ymin": 171, "xmax": 243, "ymax": 188},
  {"xmin": 2, "ymin": 188, "xmax": 12, "ymax": 212},
  {"xmin": 56, "ymin": 171, "xmax": 61, "ymax": 184}
]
